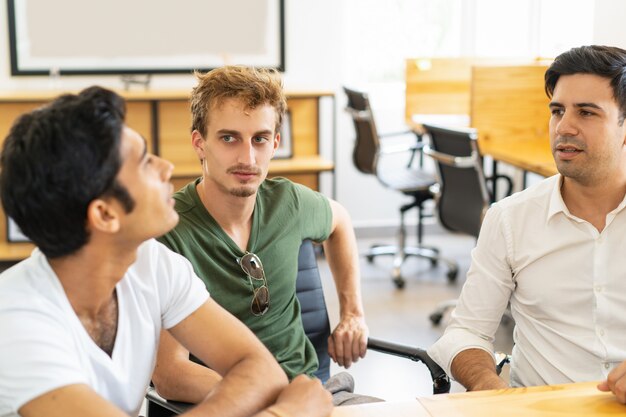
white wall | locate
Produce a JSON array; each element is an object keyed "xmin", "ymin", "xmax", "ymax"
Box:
[
  {"xmin": 593, "ymin": 0, "xmax": 626, "ymax": 47},
  {"xmin": 3, "ymin": 0, "xmax": 626, "ymax": 230}
]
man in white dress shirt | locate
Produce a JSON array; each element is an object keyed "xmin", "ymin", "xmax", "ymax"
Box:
[
  {"xmin": 0, "ymin": 87, "xmax": 332, "ymax": 417},
  {"xmin": 428, "ymin": 45, "xmax": 626, "ymax": 403}
]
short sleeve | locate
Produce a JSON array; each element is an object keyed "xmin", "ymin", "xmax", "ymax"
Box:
[
  {"xmin": 291, "ymin": 183, "xmax": 332, "ymax": 243},
  {"xmin": 152, "ymin": 241, "xmax": 210, "ymax": 329}
]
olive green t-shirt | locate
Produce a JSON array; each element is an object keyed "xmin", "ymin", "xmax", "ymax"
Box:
[{"xmin": 158, "ymin": 177, "xmax": 332, "ymax": 379}]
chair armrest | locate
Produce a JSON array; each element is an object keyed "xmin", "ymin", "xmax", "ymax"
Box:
[
  {"xmin": 367, "ymin": 337, "xmax": 450, "ymax": 394},
  {"xmin": 379, "ymin": 141, "xmax": 425, "ymax": 155},
  {"xmin": 423, "ymin": 145, "xmax": 478, "ymax": 169},
  {"xmin": 485, "ymin": 174, "xmax": 513, "ymax": 201},
  {"xmin": 146, "ymin": 387, "xmax": 192, "ymax": 416}
]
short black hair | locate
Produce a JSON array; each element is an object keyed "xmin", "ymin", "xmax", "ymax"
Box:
[
  {"xmin": 0, "ymin": 86, "xmax": 135, "ymax": 258},
  {"xmin": 545, "ymin": 45, "xmax": 626, "ymax": 123}
]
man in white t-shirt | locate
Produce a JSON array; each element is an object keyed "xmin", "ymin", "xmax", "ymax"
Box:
[{"xmin": 0, "ymin": 87, "xmax": 332, "ymax": 417}]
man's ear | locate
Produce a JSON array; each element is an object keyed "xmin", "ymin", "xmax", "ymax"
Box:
[
  {"xmin": 191, "ymin": 130, "xmax": 206, "ymax": 162},
  {"xmin": 86, "ymin": 198, "xmax": 121, "ymax": 234}
]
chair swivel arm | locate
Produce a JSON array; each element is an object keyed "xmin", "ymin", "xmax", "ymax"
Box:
[
  {"xmin": 422, "ymin": 145, "xmax": 479, "ymax": 169},
  {"xmin": 345, "ymin": 107, "xmax": 372, "ymax": 121},
  {"xmin": 367, "ymin": 337, "xmax": 451, "ymax": 394}
]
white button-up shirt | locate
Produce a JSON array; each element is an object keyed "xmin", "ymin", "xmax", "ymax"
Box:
[{"xmin": 428, "ymin": 174, "xmax": 626, "ymax": 387}]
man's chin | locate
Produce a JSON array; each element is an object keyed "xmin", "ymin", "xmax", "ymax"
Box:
[{"xmin": 229, "ymin": 186, "xmax": 257, "ymax": 198}]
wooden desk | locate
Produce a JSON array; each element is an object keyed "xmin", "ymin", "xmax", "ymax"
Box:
[
  {"xmin": 406, "ymin": 58, "xmax": 558, "ymax": 185},
  {"xmin": 471, "ymin": 64, "xmax": 557, "ymax": 181},
  {"xmin": 332, "ymin": 400, "xmax": 430, "ymax": 417},
  {"xmin": 0, "ymin": 89, "xmax": 334, "ymax": 261},
  {"xmin": 332, "ymin": 382, "xmax": 624, "ymax": 416}
]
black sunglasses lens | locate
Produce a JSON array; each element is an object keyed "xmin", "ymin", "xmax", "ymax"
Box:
[
  {"xmin": 241, "ymin": 255, "xmax": 264, "ymax": 280},
  {"xmin": 251, "ymin": 286, "xmax": 270, "ymax": 315}
]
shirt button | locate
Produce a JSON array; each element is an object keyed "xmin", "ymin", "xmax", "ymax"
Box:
[
  {"xmin": 605, "ymin": 363, "xmax": 611, "ymax": 369},
  {"xmin": 599, "ymin": 329, "xmax": 605, "ymax": 336},
  {"xmin": 595, "ymin": 285, "xmax": 603, "ymax": 292}
]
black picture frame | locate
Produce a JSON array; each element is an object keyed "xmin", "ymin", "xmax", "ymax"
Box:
[
  {"xmin": 6, "ymin": 216, "xmax": 30, "ymax": 243},
  {"xmin": 7, "ymin": 0, "xmax": 285, "ymax": 76},
  {"xmin": 275, "ymin": 110, "xmax": 292, "ymax": 159}
]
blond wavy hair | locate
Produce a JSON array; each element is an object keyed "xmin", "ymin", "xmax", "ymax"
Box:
[{"xmin": 190, "ymin": 65, "xmax": 287, "ymax": 136}]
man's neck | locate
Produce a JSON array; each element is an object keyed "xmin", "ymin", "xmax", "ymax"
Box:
[
  {"xmin": 561, "ymin": 175, "xmax": 626, "ymax": 232},
  {"xmin": 48, "ymin": 241, "xmax": 136, "ymax": 318},
  {"xmin": 197, "ymin": 178, "xmax": 257, "ymax": 251},
  {"xmin": 48, "ymin": 239, "xmax": 136, "ymax": 356}
]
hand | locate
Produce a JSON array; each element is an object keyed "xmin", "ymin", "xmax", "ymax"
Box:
[
  {"xmin": 328, "ymin": 314, "xmax": 368, "ymax": 368},
  {"xmin": 598, "ymin": 361, "xmax": 626, "ymax": 403},
  {"xmin": 269, "ymin": 375, "xmax": 333, "ymax": 417}
]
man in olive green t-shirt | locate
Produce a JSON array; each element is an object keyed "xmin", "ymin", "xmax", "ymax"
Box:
[{"xmin": 152, "ymin": 66, "xmax": 371, "ymax": 405}]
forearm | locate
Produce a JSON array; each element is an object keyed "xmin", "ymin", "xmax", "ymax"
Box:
[
  {"xmin": 153, "ymin": 358, "xmax": 222, "ymax": 403},
  {"xmin": 153, "ymin": 330, "xmax": 222, "ymax": 403},
  {"xmin": 323, "ymin": 204, "xmax": 364, "ymax": 318},
  {"xmin": 183, "ymin": 356, "xmax": 287, "ymax": 417},
  {"xmin": 451, "ymin": 348, "xmax": 508, "ymax": 391}
]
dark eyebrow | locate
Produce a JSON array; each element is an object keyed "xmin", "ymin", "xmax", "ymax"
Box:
[
  {"xmin": 216, "ymin": 129, "xmax": 240, "ymax": 136},
  {"xmin": 548, "ymin": 101, "xmax": 604, "ymax": 111},
  {"xmin": 216, "ymin": 129, "xmax": 274, "ymax": 137},
  {"xmin": 574, "ymin": 102, "xmax": 603, "ymax": 110}
]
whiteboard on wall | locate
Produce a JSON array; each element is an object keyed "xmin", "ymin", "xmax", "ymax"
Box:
[{"xmin": 7, "ymin": 0, "xmax": 285, "ymax": 75}]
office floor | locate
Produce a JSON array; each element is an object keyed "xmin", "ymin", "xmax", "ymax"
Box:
[{"xmin": 318, "ymin": 229, "xmax": 514, "ymax": 401}]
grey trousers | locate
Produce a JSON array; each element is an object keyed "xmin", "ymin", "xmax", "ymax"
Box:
[{"xmin": 323, "ymin": 372, "xmax": 385, "ymax": 406}]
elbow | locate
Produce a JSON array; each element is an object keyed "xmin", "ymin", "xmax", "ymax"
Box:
[{"xmin": 151, "ymin": 364, "xmax": 182, "ymax": 401}]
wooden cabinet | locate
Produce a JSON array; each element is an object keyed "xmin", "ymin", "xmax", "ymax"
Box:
[{"xmin": 0, "ymin": 90, "xmax": 334, "ymax": 261}]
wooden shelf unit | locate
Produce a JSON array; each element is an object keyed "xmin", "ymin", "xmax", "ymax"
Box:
[{"xmin": 0, "ymin": 89, "xmax": 334, "ymax": 261}]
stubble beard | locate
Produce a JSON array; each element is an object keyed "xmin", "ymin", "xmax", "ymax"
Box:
[{"xmin": 229, "ymin": 186, "xmax": 257, "ymax": 198}]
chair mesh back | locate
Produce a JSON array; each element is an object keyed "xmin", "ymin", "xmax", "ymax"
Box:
[
  {"xmin": 424, "ymin": 124, "xmax": 488, "ymax": 238},
  {"xmin": 343, "ymin": 87, "xmax": 380, "ymax": 175},
  {"xmin": 295, "ymin": 240, "xmax": 331, "ymax": 383}
]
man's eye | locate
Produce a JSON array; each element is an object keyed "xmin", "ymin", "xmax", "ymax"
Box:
[
  {"xmin": 222, "ymin": 135, "xmax": 235, "ymax": 143},
  {"xmin": 253, "ymin": 136, "xmax": 269, "ymax": 143}
]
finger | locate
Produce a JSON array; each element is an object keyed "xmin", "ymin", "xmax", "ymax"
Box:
[
  {"xmin": 351, "ymin": 332, "xmax": 362, "ymax": 363},
  {"xmin": 598, "ymin": 380, "xmax": 610, "ymax": 392},
  {"xmin": 333, "ymin": 334, "xmax": 345, "ymax": 367},
  {"xmin": 615, "ymin": 378, "xmax": 626, "ymax": 404},
  {"xmin": 327, "ymin": 336, "xmax": 337, "ymax": 363},
  {"xmin": 359, "ymin": 330, "xmax": 368, "ymax": 358},
  {"xmin": 342, "ymin": 334, "xmax": 353, "ymax": 368}
]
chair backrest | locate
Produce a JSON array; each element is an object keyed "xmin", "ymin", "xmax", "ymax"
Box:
[
  {"xmin": 422, "ymin": 124, "xmax": 490, "ymax": 238},
  {"xmin": 295, "ymin": 240, "xmax": 331, "ymax": 383},
  {"xmin": 343, "ymin": 87, "xmax": 381, "ymax": 175}
]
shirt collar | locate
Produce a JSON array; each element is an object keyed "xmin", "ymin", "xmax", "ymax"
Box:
[
  {"xmin": 547, "ymin": 174, "xmax": 626, "ymax": 222},
  {"xmin": 547, "ymin": 174, "xmax": 569, "ymax": 221}
]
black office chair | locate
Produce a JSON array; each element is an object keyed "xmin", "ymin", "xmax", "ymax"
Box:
[
  {"xmin": 344, "ymin": 87, "xmax": 458, "ymax": 289},
  {"xmin": 421, "ymin": 124, "xmax": 512, "ymax": 325},
  {"xmin": 146, "ymin": 240, "xmax": 450, "ymax": 416}
]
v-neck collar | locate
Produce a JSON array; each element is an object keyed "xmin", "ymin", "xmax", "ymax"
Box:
[
  {"xmin": 38, "ymin": 252, "xmax": 125, "ymax": 363},
  {"xmin": 189, "ymin": 178, "xmax": 260, "ymax": 255}
]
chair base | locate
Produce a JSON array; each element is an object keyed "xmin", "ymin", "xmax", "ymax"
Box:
[{"xmin": 364, "ymin": 244, "xmax": 459, "ymax": 289}]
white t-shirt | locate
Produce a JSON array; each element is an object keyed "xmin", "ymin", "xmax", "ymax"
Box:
[
  {"xmin": 0, "ymin": 239, "xmax": 209, "ymax": 417},
  {"xmin": 428, "ymin": 174, "xmax": 626, "ymax": 387}
]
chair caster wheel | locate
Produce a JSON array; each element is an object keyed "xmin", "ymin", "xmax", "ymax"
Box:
[
  {"xmin": 446, "ymin": 269, "xmax": 458, "ymax": 282},
  {"xmin": 393, "ymin": 277, "xmax": 405, "ymax": 289},
  {"xmin": 430, "ymin": 312, "xmax": 443, "ymax": 326}
]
